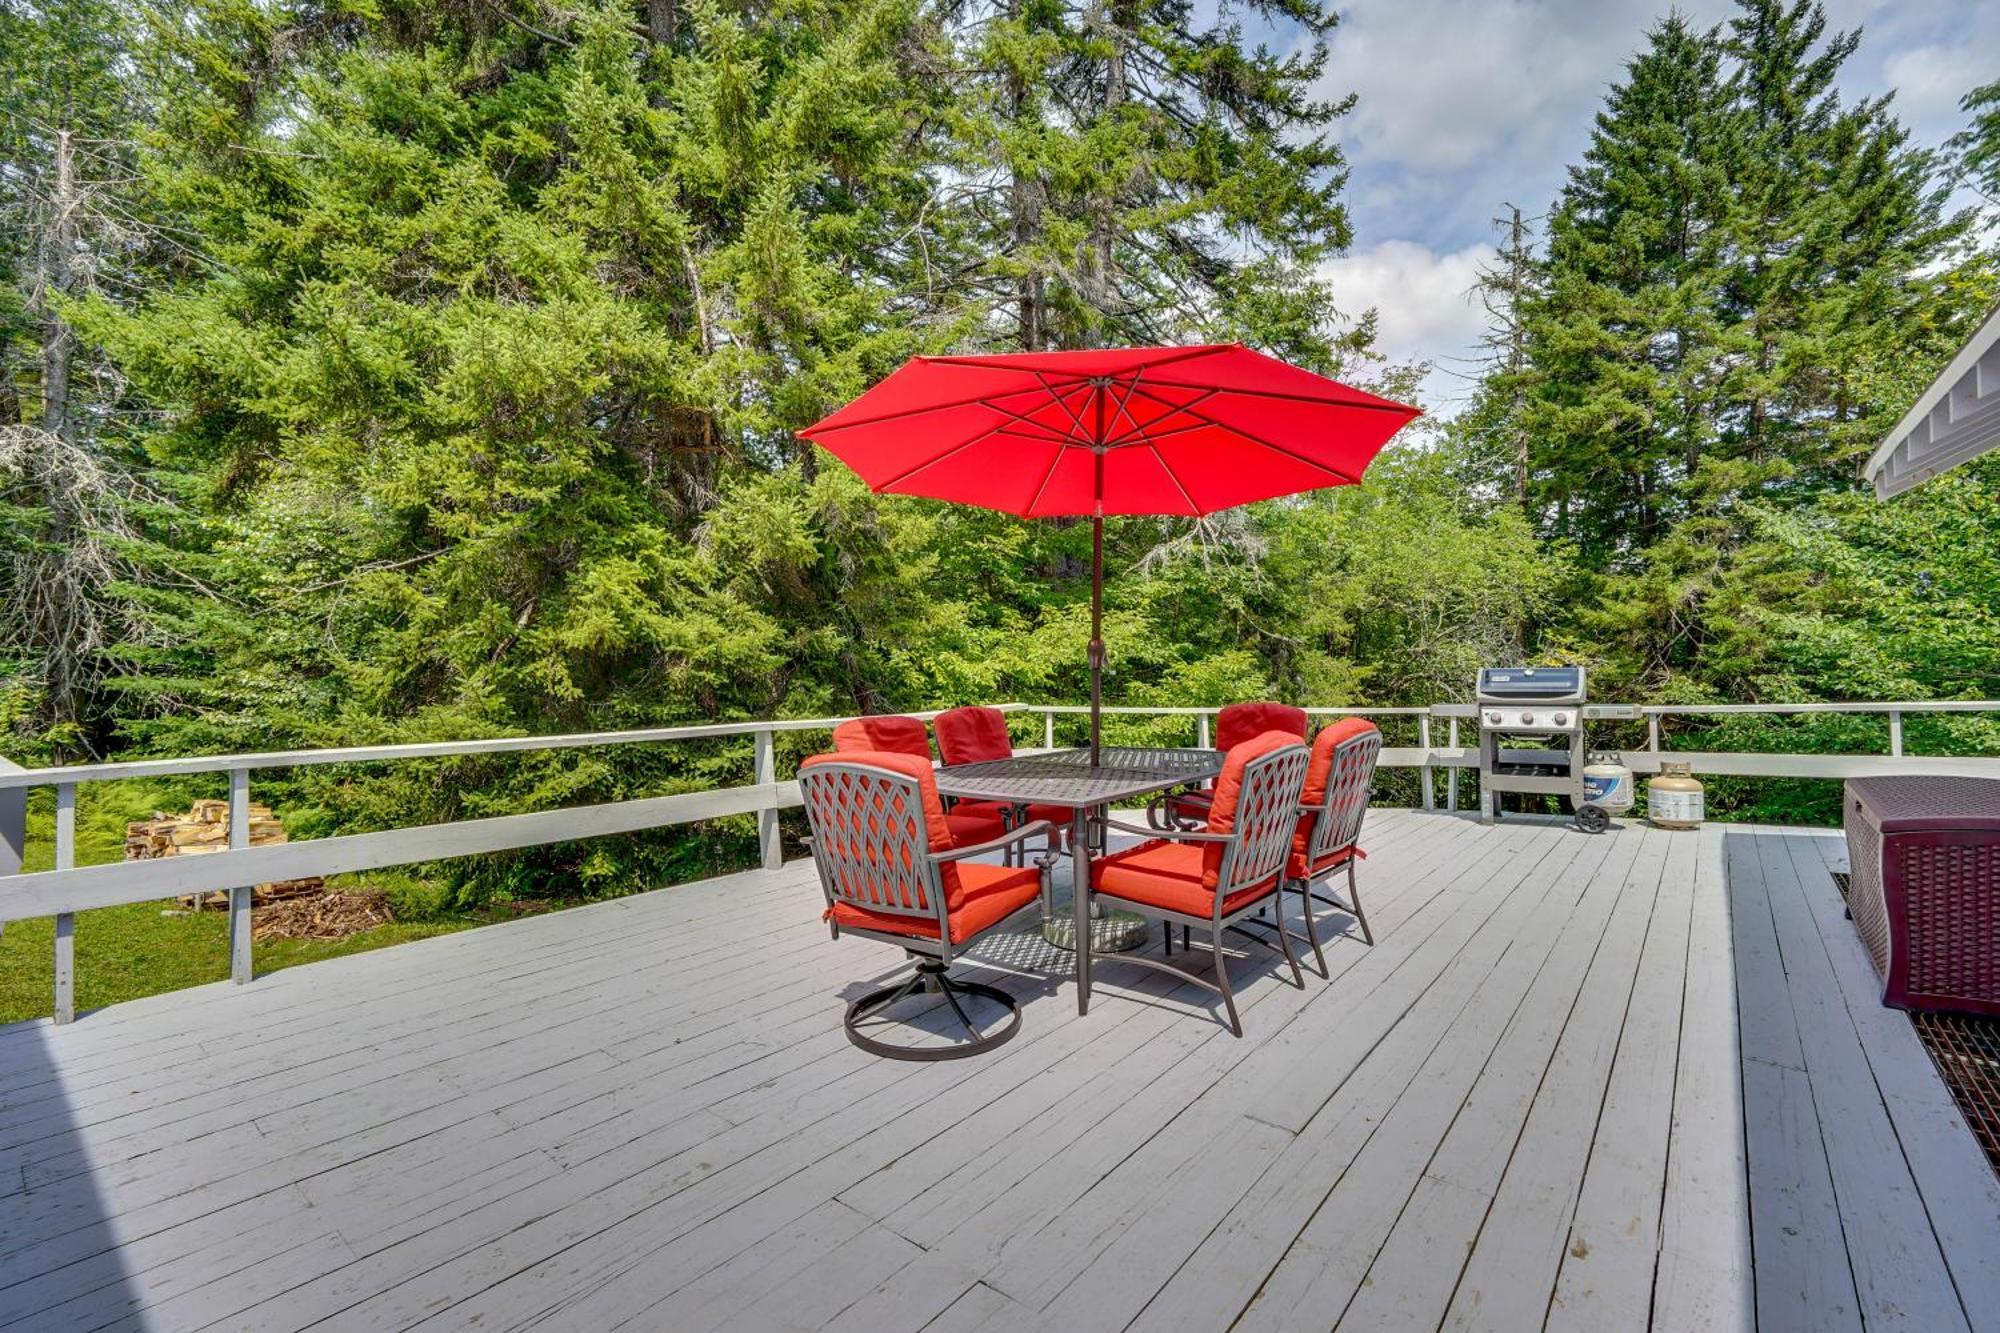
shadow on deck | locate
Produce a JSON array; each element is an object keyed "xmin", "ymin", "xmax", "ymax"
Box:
[{"xmin": 1, "ymin": 811, "xmax": 1997, "ymax": 1331}]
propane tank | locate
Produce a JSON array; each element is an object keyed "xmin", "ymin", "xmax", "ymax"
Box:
[
  {"xmin": 1647, "ymin": 761, "xmax": 1705, "ymax": 829},
  {"xmin": 1578, "ymin": 751, "xmax": 1634, "ymax": 816}
]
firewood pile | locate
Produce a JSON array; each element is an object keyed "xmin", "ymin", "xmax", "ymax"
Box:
[{"xmin": 124, "ymin": 799, "xmax": 325, "ymax": 910}]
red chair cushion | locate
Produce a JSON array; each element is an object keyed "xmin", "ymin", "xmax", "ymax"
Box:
[
  {"xmin": 934, "ymin": 706, "xmax": 1014, "ymax": 766},
  {"xmin": 1092, "ymin": 839, "xmax": 1277, "ymax": 917},
  {"xmin": 1216, "ymin": 701, "xmax": 1309, "ymax": 752},
  {"xmin": 832, "ymin": 715, "xmax": 932, "ymax": 759},
  {"xmin": 1289, "ymin": 844, "xmax": 1359, "ymax": 881},
  {"xmin": 1302, "ymin": 716, "xmax": 1378, "ymax": 805},
  {"xmin": 945, "ymin": 808, "xmax": 1008, "ymax": 845},
  {"xmin": 1200, "ymin": 729, "xmax": 1305, "ymax": 887},
  {"xmin": 828, "ymin": 860, "xmax": 1041, "ymax": 943},
  {"xmin": 800, "ymin": 749, "xmax": 962, "ymax": 899},
  {"xmin": 1290, "ymin": 717, "xmax": 1379, "ymax": 878}
]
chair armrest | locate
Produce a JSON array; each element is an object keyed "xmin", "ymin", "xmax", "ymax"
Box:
[
  {"xmin": 1100, "ymin": 816, "xmax": 1233, "ymax": 845},
  {"xmin": 933, "ymin": 819, "xmax": 1057, "ymax": 863}
]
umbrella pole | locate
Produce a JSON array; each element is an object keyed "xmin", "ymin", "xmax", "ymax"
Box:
[{"xmin": 1089, "ymin": 511, "xmax": 1104, "ymax": 768}]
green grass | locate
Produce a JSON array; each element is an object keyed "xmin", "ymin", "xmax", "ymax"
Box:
[
  {"xmin": 0, "ymin": 779, "xmax": 495, "ymax": 1025},
  {"xmin": 0, "ymin": 898, "xmax": 478, "ymax": 1025}
]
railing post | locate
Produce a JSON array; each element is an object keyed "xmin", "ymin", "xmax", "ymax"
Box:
[
  {"xmin": 1888, "ymin": 709, "xmax": 1904, "ymax": 757},
  {"xmin": 1419, "ymin": 714, "xmax": 1435, "ymax": 810},
  {"xmin": 1446, "ymin": 717, "xmax": 1459, "ymax": 813},
  {"xmin": 1197, "ymin": 713, "xmax": 1211, "ymax": 749},
  {"xmin": 228, "ymin": 769, "xmax": 253, "ymax": 984},
  {"xmin": 754, "ymin": 728, "xmax": 781, "ymax": 870},
  {"xmin": 1647, "ymin": 713, "xmax": 1661, "ymax": 753},
  {"xmin": 1044, "ymin": 710, "xmax": 1055, "ymax": 750},
  {"xmin": 0, "ymin": 757, "xmax": 22, "ymax": 941},
  {"xmin": 54, "ymin": 782, "xmax": 76, "ymax": 1024}
]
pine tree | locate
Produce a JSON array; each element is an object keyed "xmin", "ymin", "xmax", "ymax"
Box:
[
  {"xmin": 1714, "ymin": 0, "xmax": 1970, "ymax": 487},
  {"xmin": 1516, "ymin": 13, "xmax": 1733, "ymax": 563},
  {"xmin": 950, "ymin": 0, "xmax": 1364, "ymax": 364}
]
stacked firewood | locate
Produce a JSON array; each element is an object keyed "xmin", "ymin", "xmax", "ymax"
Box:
[{"xmin": 124, "ymin": 799, "xmax": 324, "ymax": 910}]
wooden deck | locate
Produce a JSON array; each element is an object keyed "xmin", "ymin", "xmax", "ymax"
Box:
[{"xmin": 3, "ymin": 810, "xmax": 1998, "ymax": 1331}]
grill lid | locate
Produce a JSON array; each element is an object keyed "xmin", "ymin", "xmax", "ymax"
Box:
[{"xmin": 1477, "ymin": 666, "xmax": 1584, "ymax": 702}]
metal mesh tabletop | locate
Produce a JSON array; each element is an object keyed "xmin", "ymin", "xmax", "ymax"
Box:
[{"xmin": 934, "ymin": 746, "xmax": 1221, "ymax": 807}]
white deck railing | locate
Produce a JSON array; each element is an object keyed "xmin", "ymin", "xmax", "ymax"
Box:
[{"xmin": 4, "ymin": 699, "xmax": 1996, "ymax": 1022}]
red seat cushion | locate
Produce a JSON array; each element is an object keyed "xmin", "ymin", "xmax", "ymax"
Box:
[
  {"xmin": 945, "ymin": 808, "xmax": 1007, "ymax": 845},
  {"xmin": 934, "ymin": 706, "xmax": 1014, "ymax": 766},
  {"xmin": 1289, "ymin": 843, "xmax": 1359, "ymax": 881},
  {"xmin": 1216, "ymin": 701, "xmax": 1309, "ymax": 752},
  {"xmin": 828, "ymin": 861, "xmax": 1041, "ymax": 943},
  {"xmin": 1092, "ymin": 839, "xmax": 1277, "ymax": 917},
  {"xmin": 1091, "ymin": 729, "xmax": 1301, "ymax": 915},
  {"xmin": 945, "ymin": 799, "xmax": 1067, "ymax": 840},
  {"xmin": 832, "ymin": 715, "xmax": 931, "ymax": 759}
]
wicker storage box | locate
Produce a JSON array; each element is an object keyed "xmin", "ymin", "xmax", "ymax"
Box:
[{"xmin": 1844, "ymin": 776, "xmax": 2000, "ymax": 1016}]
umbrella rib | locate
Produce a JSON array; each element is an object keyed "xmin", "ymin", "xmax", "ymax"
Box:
[
  {"xmin": 1023, "ymin": 440, "xmax": 1070, "ymax": 516},
  {"xmin": 1147, "ymin": 444, "xmax": 1205, "ymax": 516},
  {"xmin": 875, "ymin": 420, "xmax": 1051, "ymax": 492},
  {"xmin": 1134, "ymin": 378, "xmax": 1422, "ymax": 415},
  {"xmin": 1121, "ymin": 383, "xmax": 1364, "ymax": 485},
  {"xmin": 803, "ymin": 386, "xmax": 1079, "ymax": 438},
  {"xmin": 1032, "ymin": 371, "xmax": 1096, "ymax": 441},
  {"xmin": 1101, "ymin": 387, "xmax": 1222, "ymax": 449},
  {"xmin": 1105, "ymin": 374, "xmax": 1148, "ymax": 443}
]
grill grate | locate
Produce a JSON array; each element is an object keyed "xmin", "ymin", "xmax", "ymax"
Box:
[{"xmin": 1911, "ymin": 1011, "xmax": 2000, "ymax": 1178}]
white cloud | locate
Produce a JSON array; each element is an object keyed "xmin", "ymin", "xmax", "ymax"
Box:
[
  {"xmin": 1321, "ymin": 239, "xmax": 1492, "ymax": 412},
  {"xmin": 1882, "ymin": 43, "xmax": 1991, "ymax": 134}
]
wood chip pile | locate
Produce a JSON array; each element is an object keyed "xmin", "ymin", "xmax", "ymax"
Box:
[{"xmin": 251, "ymin": 889, "xmax": 396, "ymax": 942}]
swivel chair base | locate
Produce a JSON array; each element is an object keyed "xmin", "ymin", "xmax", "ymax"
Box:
[{"xmin": 844, "ymin": 958, "xmax": 1020, "ymax": 1061}]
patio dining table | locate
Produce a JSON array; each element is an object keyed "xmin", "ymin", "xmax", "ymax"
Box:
[{"xmin": 934, "ymin": 745, "xmax": 1224, "ymax": 1014}]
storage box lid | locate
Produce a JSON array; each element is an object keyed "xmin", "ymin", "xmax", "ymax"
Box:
[{"xmin": 1847, "ymin": 776, "xmax": 2000, "ymax": 833}]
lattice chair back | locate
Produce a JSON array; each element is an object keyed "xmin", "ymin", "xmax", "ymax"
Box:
[
  {"xmin": 1308, "ymin": 719, "xmax": 1382, "ymax": 864},
  {"xmin": 1211, "ymin": 735, "xmax": 1312, "ymax": 899},
  {"xmin": 798, "ymin": 752, "xmax": 957, "ymax": 939}
]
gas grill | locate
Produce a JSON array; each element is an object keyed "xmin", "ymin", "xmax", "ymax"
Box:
[{"xmin": 1476, "ymin": 666, "xmax": 1587, "ymax": 823}]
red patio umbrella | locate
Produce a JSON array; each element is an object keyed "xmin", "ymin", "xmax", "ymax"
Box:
[{"xmin": 798, "ymin": 344, "xmax": 1422, "ymax": 763}]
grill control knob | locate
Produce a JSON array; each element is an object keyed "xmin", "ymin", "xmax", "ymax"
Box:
[
  {"xmin": 1486, "ymin": 711, "xmax": 1501, "ymax": 724},
  {"xmin": 1521, "ymin": 711, "xmax": 1535, "ymax": 726},
  {"xmin": 1553, "ymin": 712, "xmax": 1569, "ymax": 726}
]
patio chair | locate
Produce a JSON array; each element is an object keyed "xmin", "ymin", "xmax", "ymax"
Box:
[
  {"xmin": 1089, "ymin": 730, "xmax": 1312, "ymax": 1036},
  {"xmin": 800, "ymin": 750, "xmax": 1056, "ymax": 1060},
  {"xmin": 1288, "ymin": 717, "xmax": 1383, "ymax": 973},
  {"xmin": 932, "ymin": 705, "xmax": 1069, "ymax": 857},
  {"xmin": 831, "ymin": 715, "xmax": 1007, "ymax": 848},
  {"xmin": 1156, "ymin": 701, "xmax": 1310, "ymax": 828}
]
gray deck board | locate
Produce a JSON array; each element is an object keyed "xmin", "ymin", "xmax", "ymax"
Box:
[{"xmin": 4, "ymin": 810, "xmax": 1997, "ymax": 1331}]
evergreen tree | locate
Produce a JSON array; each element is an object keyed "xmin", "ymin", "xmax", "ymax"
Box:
[
  {"xmin": 0, "ymin": 0, "xmax": 153, "ymax": 756},
  {"xmin": 1515, "ymin": 13, "xmax": 1732, "ymax": 562},
  {"xmin": 950, "ymin": 0, "xmax": 1364, "ymax": 364}
]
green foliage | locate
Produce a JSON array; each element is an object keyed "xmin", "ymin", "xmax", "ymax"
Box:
[{"xmin": 0, "ymin": 0, "xmax": 1992, "ymax": 967}]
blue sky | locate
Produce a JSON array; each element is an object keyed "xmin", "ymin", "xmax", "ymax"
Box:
[{"xmin": 1309, "ymin": 0, "xmax": 1999, "ymax": 411}]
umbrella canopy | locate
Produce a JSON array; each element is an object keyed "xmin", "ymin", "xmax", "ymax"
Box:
[{"xmin": 799, "ymin": 344, "xmax": 1422, "ymax": 762}]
